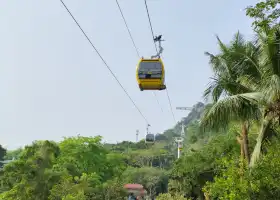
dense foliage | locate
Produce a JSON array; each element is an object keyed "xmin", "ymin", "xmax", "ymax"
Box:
[{"xmin": 1, "ymin": 0, "xmax": 280, "ymax": 199}]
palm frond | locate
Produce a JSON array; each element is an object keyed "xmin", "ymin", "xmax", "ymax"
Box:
[
  {"xmin": 231, "ymin": 47, "xmax": 262, "ymax": 80},
  {"xmin": 203, "ymin": 79, "xmax": 224, "ymax": 103},
  {"xmin": 237, "ymin": 75, "xmax": 258, "ymax": 91},
  {"xmin": 204, "ymin": 75, "xmax": 253, "ymax": 103},
  {"xmin": 200, "ymin": 93, "xmax": 262, "ymax": 132},
  {"xmin": 256, "ymin": 27, "xmax": 280, "ymax": 77},
  {"xmin": 220, "ymin": 78, "xmax": 253, "ymax": 94},
  {"xmin": 204, "ymin": 52, "xmax": 229, "ymax": 76},
  {"xmin": 216, "ymin": 35, "xmax": 230, "ymax": 55},
  {"xmin": 262, "ymin": 74, "xmax": 280, "ymax": 103},
  {"xmin": 230, "ymin": 31, "xmax": 246, "ymax": 50}
]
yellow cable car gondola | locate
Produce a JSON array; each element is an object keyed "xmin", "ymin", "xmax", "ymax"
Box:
[{"xmin": 136, "ymin": 58, "xmax": 166, "ymax": 91}]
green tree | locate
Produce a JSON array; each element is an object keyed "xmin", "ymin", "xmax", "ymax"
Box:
[
  {"xmin": 157, "ymin": 193, "xmax": 190, "ymax": 200},
  {"xmin": 4, "ymin": 148, "xmax": 22, "ymax": 160},
  {"xmin": 203, "ymin": 158, "xmax": 251, "ymax": 200},
  {"xmin": 0, "ymin": 141, "xmax": 61, "ymax": 200},
  {"xmin": 246, "ymin": 0, "xmax": 280, "ymax": 31},
  {"xmin": 169, "ymin": 131, "xmax": 240, "ymax": 199},
  {"xmin": 0, "ymin": 145, "xmax": 7, "ymax": 168}
]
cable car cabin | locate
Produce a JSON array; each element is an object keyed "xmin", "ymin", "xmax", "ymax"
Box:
[
  {"xmin": 145, "ymin": 134, "xmax": 155, "ymax": 143},
  {"xmin": 136, "ymin": 58, "xmax": 166, "ymax": 91}
]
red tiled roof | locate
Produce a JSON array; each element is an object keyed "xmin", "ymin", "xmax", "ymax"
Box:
[{"xmin": 124, "ymin": 184, "xmax": 144, "ymax": 189}]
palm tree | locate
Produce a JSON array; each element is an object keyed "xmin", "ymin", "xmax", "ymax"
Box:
[
  {"xmin": 202, "ymin": 27, "xmax": 280, "ymax": 167},
  {"xmin": 248, "ymin": 27, "xmax": 280, "ymax": 167},
  {"xmin": 202, "ymin": 32, "xmax": 261, "ymax": 164}
]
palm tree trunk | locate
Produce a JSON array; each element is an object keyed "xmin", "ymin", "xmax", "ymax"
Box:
[
  {"xmin": 237, "ymin": 136, "xmax": 244, "ymax": 159},
  {"xmin": 249, "ymin": 118, "xmax": 271, "ymax": 168},
  {"xmin": 204, "ymin": 191, "xmax": 210, "ymax": 200},
  {"xmin": 242, "ymin": 122, "xmax": 250, "ymax": 164}
]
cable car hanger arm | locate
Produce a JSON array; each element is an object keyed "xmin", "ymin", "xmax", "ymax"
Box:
[{"xmin": 151, "ymin": 35, "xmax": 164, "ymax": 59}]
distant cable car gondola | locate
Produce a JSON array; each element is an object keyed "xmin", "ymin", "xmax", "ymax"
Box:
[
  {"xmin": 136, "ymin": 35, "xmax": 166, "ymax": 91},
  {"xmin": 136, "ymin": 58, "xmax": 166, "ymax": 91},
  {"xmin": 145, "ymin": 133, "xmax": 155, "ymax": 143},
  {"xmin": 145, "ymin": 124, "xmax": 155, "ymax": 144}
]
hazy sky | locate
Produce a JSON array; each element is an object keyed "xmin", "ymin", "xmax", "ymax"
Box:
[{"xmin": 0, "ymin": 0, "xmax": 258, "ymax": 149}]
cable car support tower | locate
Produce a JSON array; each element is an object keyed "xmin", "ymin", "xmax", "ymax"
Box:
[
  {"xmin": 175, "ymin": 106, "xmax": 192, "ymax": 159},
  {"xmin": 175, "ymin": 125, "xmax": 185, "ymax": 159}
]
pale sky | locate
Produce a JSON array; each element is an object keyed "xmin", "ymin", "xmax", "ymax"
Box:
[{"xmin": 0, "ymin": 0, "xmax": 257, "ymax": 149}]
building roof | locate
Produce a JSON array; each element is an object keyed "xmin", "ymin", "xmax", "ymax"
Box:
[{"xmin": 124, "ymin": 184, "xmax": 144, "ymax": 189}]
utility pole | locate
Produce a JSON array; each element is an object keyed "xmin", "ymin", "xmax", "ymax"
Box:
[{"xmin": 136, "ymin": 130, "xmax": 139, "ymax": 142}]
